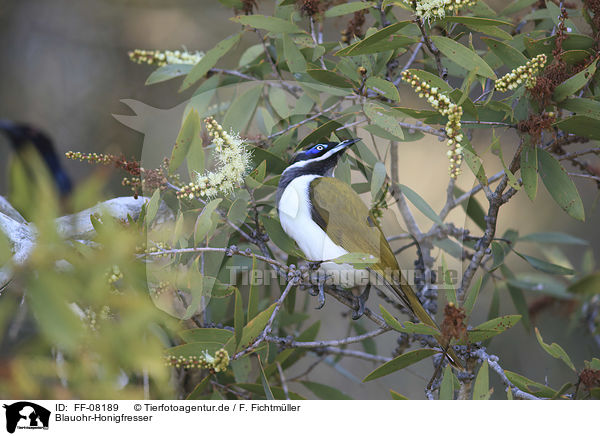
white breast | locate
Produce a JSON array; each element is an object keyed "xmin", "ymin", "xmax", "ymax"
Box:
[{"xmin": 278, "ymin": 175, "xmax": 369, "ymax": 287}]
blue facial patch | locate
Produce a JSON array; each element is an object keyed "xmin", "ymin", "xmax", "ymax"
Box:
[{"xmin": 306, "ymin": 144, "xmax": 327, "ymax": 155}]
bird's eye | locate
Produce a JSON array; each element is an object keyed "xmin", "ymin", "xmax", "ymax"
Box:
[{"xmin": 316, "ymin": 145, "xmax": 324, "ymax": 151}]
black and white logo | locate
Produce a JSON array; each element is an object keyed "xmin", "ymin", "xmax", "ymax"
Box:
[{"xmin": 3, "ymin": 402, "xmax": 50, "ymax": 433}]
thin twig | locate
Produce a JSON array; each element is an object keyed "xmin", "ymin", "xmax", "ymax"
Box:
[
  {"xmin": 267, "ymin": 327, "xmax": 390, "ymax": 348},
  {"xmin": 315, "ymin": 347, "xmax": 391, "ymax": 363},
  {"xmin": 474, "ymin": 349, "xmax": 542, "ymax": 400},
  {"xmin": 276, "ymin": 362, "xmax": 290, "ymax": 400}
]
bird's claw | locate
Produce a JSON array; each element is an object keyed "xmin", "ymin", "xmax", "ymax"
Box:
[
  {"xmin": 351, "ymin": 284, "xmax": 371, "ymax": 320},
  {"xmin": 315, "ymin": 280, "xmax": 326, "ymax": 310}
]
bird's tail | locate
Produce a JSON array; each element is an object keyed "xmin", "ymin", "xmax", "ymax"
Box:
[{"xmin": 384, "ymin": 277, "xmax": 464, "ymax": 370}]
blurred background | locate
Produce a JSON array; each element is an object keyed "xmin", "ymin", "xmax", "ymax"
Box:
[{"xmin": 0, "ymin": 0, "xmax": 598, "ymax": 399}]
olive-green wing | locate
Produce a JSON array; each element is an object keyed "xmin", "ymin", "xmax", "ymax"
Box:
[
  {"xmin": 309, "ymin": 177, "xmax": 398, "ymax": 271},
  {"xmin": 310, "ymin": 177, "xmax": 464, "ymax": 368}
]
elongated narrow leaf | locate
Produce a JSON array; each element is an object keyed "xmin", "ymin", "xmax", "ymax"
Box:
[
  {"xmin": 481, "ymin": 37, "xmax": 528, "ymax": 69},
  {"xmin": 331, "ymin": 252, "xmax": 379, "ymax": 268},
  {"xmin": 169, "ymin": 109, "xmax": 200, "ymax": 174},
  {"xmin": 371, "ymin": 161, "xmax": 387, "ymax": 200},
  {"xmin": 181, "ymin": 33, "xmax": 242, "ymax": 90},
  {"xmin": 514, "ymin": 250, "xmax": 575, "ymax": 275},
  {"xmin": 537, "ymin": 149, "xmax": 585, "ymax": 222},
  {"xmin": 399, "ymin": 184, "xmax": 443, "ymax": 225},
  {"xmin": 363, "ymin": 349, "xmax": 438, "ymax": 381},
  {"xmin": 520, "ymin": 143, "xmax": 537, "ymax": 201},
  {"xmin": 222, "ymin": 84, "xmax": 263, "ymax": 131},
  {"xmin": 234, "ymin": 288, "xmax": 244, "ymax": 347},
  {"xmin": 555, "ymin": 115, "xmax": 600, "ymax": 140},
  {"xmin": 431, "ymin": 36, "xmax": 497, "ymax": 79},
  {"xmin": 301, "ymin": 381, "xmax": 352, "ymax": 399},
  {"xmin": 364, "ymin": 103, "xmax": 405, "ymax": 139},
  {"xmin": 439, "ymin": 366, "xmax": 454, "ymax": 400},
  {"xmin": 194, "ymin": 199, "xmax": 222, "ymax": 244},
  {"xmin": 224, "ymin": 303, "xmax": 276, "ymax": 353},
  {"xmin": 519, "ymin": 232, "xmax": 588, "ymax": 245},
  {"xmin": 146, "ymin": 64, "xmax": 193, "ymax": 85},
  {"xmin": 463, "ymin": 276, "xmax": 482, "ymax": 317},
  {"xmin": 380, "ymin": 305, "xmax": 440, "ymax": 335},
  {"xmin": 307, "ymin": 69, "xmax": 355, "ymax": 88},
  {"xmin": 186, "ymin": 375, "xmax": 212, "ymax": 400},
  {"xmin": 145, "ymin": 188, "xmax": 161, "ymax": 224},
  {"xmin": 534, "ymin": 327, "xmax": 576, "ymax": 371},
  {"xmin": 466, "ymin": 315, "xmax": 522, "ymax": 342},
  {"xmin": 553, "ymin": 60, "xmax": 597, "ymax": 102},
  {"xmin": 231, "ymin": 14, "xmax": 303, "ymax": 33},
  {"xmin": 325, "ymin": 1, "xmax": 375, "ymax": 17},
  {"xmin": 283, "ymin": 33, "xmax": 307, "ymax": 73},
  {"xmin": 366, "ymin": 77, "xmax": 400, "ymax": 101},
  {"xmin": 569, "ymin": 271, "xmax": 600, "ymax": 295},
  {"xmin": 335, "ymin": 21, "xmax": 414, "ymax": 56},
  {"xmin": 256, "ymin": 355, "xmax": 274, "ymax": 400},
  {"xmin": 473, "ymin": 361, "xmax": 491, "ymax": 400},
  {"xmin": 179, "ymin": 328, "xmax": 234, "ymax": 344}
]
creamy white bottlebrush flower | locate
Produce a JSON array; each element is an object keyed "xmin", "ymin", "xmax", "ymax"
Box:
[
  {"xmin": 401, "ymin": 70, "xmax": 464, "ymax": 178},
  {"xmin": 165, "ymin": 348, "xmax": 230, "ymax": 372},
  {"xmin": 495, "ymin": 54, "xmax": 547, "ymax": 92},
  {"xmin": 128, "ymin": 49, "xmax": 204, "ymax": 67},
  {"xmin": 177, "ymin": 117, "xmax": 252, "ymax": 200},
  {"xmin": 405, "ymin": 0, "xmax": 478, "ymax": 21}
]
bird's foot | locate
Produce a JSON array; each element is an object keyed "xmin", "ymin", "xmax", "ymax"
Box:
[
  {"xmin": 309, "ymin": 280, "xmax": 326, "ymax": 310},
  {"xmin": 351, "ymin": 284, "xmax": 371, "ymax": 320}
]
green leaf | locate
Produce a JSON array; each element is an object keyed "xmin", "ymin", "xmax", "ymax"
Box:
[
  {"xmin": 519, "ymin": 232, "xmax": 588, "ymax": 245},
  {"xmin": 236, "ymin": 383, "xmax": 306, "ymax": 400},
  {"xmin": 224, "ymin": 303, "xmax": 276, "ymax": 354},
  {"xmin": 247, "ymin": 257, "xmax": 259, "ymax": 320},
  {"xmin": 555, "ymin": 114, "xmax": 600, "ymax": 140},
  {"xmin": 307, "ymin": 69, "xmax": 355, "ymax": 88},
  {"xmin": 537, "ymin": 148, "xmax": 585, "ymax": 222},
  {"xmin": 466, "ymin": 315, "xmax": 521, "ymax": 343},
  {"xmin": 364, "ymin": 103, "xmax": 405, "ymax": 140},
  {"xmin": 505, "ymin": 371, "xmax": 557, "ymax": 398},
  {"xmin": 256, "ymin": 355, "xmax": 274, "ymax": 400},
  {"xmin": 501, "ymin": 0, "xmax": 538, "ymax": 15},
  {"xmin": 145, "ymin": 188, "xmax": 161, "ymax": 224},
  {"xmin": 534, "ymin": 327, "xmax": 576, "ymax": 372},
  {"xmin": 399, "ymin": 184, "xmax": 443, "ymax": 225},
  {"xmin": 380, "ymin": 305, "xmax": 440, "ymax": 335},
  {"xmin": 439, "ymin": 366, "xmax": 454, "ymax": 400},
  {"xmin": 559, "ymin": 98, "xmax": 600, "ymax": 119},
  {"xmin": 520, "ymin": 143, "xmax": 538, "ymax": 201},
  {"xmin": 300, "ymin": 381, "xmax": 352, "ymax": 399},
  {"xmin": 181, "ymin": 32, "xmax": 242, "ymax": 91},
  {"xmin": 234, "ymin": 288, "xmax": 244, "ymax": 347},
  {"xmin": 186, "ymin": 375, "xmax": 212, "ymax": 400},
  {"xmin": 481, "ymin": 37, "xmax": 528, "ymax": 69},
  {"xmin": 553, "ymin": 60, "xmax": 597, "ymax": 102},
  {"xmin": 430, "ymin": 36, "xmax": 497, "ymax": 79},
  {"xmin": 463, "ymin": 276, "xmax": 482, "ymax": 317},
  {"xmin": 261, "ymin": 215, "xmax": 304, "ymax": 258},
  {"xmin": 194, "ymin": 199, "xmax": 222, "ymax": 244},
  {"xmin": 231, "ymin": 14, "xmax": 304, "ymax": 34},
  {"xmin": 441, "ymin": 254, "xmax": 457, "ymax": 304},
  {"xmin": 514, "ymin": 250, "xmax": 575, "ymax": 275},
  {"xmin": 454, "ymin": 187, "xmax": 486, "ymax": 231},
  {"xmin": 222, "ymin": 84, "xmax": 263, "ymax": 131},
  {"xmin": 506, "ymin": 283, "xmax": 531, "ymax": 331},
  {"xmin": 568, "ymin": 271, "xmax": 600, "ymax": 295},
  {"xmin": 179, "ymin": 328, "xmax": 234, "ymax": 344},
  {"xmin": 370, "ymin": 161, "xmax": 387, "ymax": 200},
  {"xmin": 324, "ymin": 1, "xmax": 375, "ymax": 17},
  {"xmin": 169, "ymin": 109, "xmax": 200, "ymax": 174},
  {"xmin": 331, "ymin": 252, "xmax": 379, "ymax": 268},
  {"xmin": 473, "ymin": 360, "xmax": 491, "ymax": 400},
  {"xmin": 166, "ymin": 341, "xmax": 226, "ymax": 358},
  {"xmin": 390, "ymin": 389, "xmax": 409, "ymax": 399},
  {"xmin": 363, "ymin": 349, "xmax": 438, "ymax": 381},
  {"xmin": 366, "ymin": 77, "xmax": 400, "ymax": 101},
  {"xmin": 146, "ymin": 64, "xmax": 193, "ymax": 85},
  {"xmin": 335, "ymin": 21, "xmax": 415, "ymax": 56},
  {"xmin": 282, "ymin": 33, "xmax": 307, "ymax": 73}
]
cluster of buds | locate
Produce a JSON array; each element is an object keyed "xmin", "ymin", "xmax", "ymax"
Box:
[
  {"xmin": 495, "ymin": 54, "xmax": 547, "ymax": 92},
  {"xmin": 149, "ymin": 281, "xmax": 174, "ymax": 298},
  {"xmin": 406, "ymin": 0, "xmax": 477, "ymax": 21},
  {"xmin": 128, "ymin": 49, "xmax": 204, "ymax": 67},
  {"xmin": 65, "ymin": 151, "xmax": 114, "ymax": 165},
  {"xmin": 137, "ymin": 241, "xmax": 172, "ymax": 257},
  {"xmin": 401, "ymin": 71, "xmax": 464, "ymax": 178},
  {"xmin": 106, "ymin": 265, "xmax": 123, "ymax": 285},
  {"xmin": 165, "ymin": 348, "xmax": 230, "ymax": 373},
  {"xmin": 176, "ymin": 117, "xmax": 251, "ymax": 200}
]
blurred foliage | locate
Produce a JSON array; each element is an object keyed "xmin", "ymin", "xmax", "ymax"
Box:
[{"xmin": 1, "ymin": 0, "xmax": 600, "ymax": 400}]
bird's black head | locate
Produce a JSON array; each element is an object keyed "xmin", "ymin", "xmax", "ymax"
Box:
[
  {"xmin": 289, "ymin": 139, "xmax": 359, "ymax": 167},
  {"xmin": 277, "ymin": 138, "xmax": 360, "ymax": 205}
]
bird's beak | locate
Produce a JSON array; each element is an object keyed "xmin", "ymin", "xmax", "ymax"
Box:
[{"xmin": 333, "ymin": 138, "xmax": 360, "ymax": 154}]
